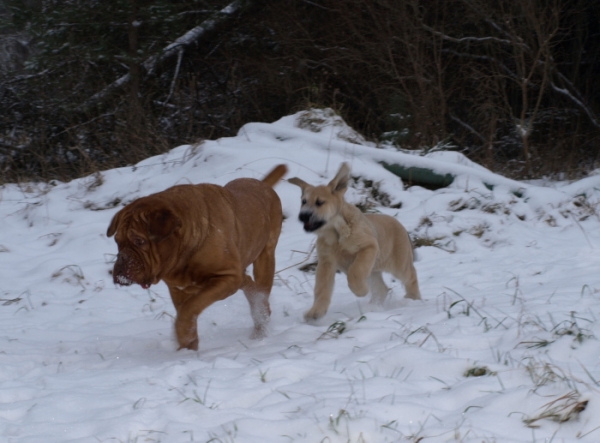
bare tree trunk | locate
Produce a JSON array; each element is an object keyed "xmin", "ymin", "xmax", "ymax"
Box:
[{"xmin": 128, "ymin": 0, "xmax": 143, "ymax": 131}]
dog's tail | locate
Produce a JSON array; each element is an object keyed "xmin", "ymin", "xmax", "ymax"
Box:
[{"xmin": 262, "ymin": 164, "xmax": 288, "ymax": 187}]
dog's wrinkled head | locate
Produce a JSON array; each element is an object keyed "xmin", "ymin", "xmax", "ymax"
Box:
[
  {"xmin": 288, "ymin": 163, "xmax": 350, "ymax": 232},
  {"xmin": 107, "ymin": 201, "xmax": 182, "ymax": 289}
]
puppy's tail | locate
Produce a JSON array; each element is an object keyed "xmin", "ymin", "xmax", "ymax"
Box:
[{"xmin": 262, "ymin": 164, "xmax": 288, "ymax": 187}]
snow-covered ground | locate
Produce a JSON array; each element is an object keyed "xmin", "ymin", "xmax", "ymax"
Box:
[{"xmin": 1, "ymin": 109, "xmax": 600, "ymax": 442}]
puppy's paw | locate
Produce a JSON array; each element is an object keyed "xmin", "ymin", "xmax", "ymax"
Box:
[
  {"xmin": 304, "ymin": 306, "xmax": 326, "ymax": 321},
  {"xmin": 348, "ymin": 279, "xmax": 369, "ymax": 298},
  {"xmin": 404, "ymin": 292, "xmax": 422, "ymax": 301}
]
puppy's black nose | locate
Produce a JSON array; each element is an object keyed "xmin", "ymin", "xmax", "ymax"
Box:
[{"xmin": 299, "ymin": 211, "xmax": 311, "ymax": 223}]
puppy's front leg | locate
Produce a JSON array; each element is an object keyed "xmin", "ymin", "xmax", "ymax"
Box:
[
  {"xmin": 305, "ymin": 258, "xmax": 336, "ymax": 320},
  {"xmin": 347, "ymin": 244, "xmax": 378, "ymax": 297}
]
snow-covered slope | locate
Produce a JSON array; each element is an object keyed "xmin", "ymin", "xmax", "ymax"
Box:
[{"xmin": 1, "ymin": 109, "xmax": 600, "ymax": 442}]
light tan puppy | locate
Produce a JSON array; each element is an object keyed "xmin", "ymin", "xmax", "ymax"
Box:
[
  {"xmin": 289, "ymin": 163, "xmax": 421, "ymax": 320},
  {"xmin": 107, "ymin": 164, "xmax": 287, "ymax": 350}
]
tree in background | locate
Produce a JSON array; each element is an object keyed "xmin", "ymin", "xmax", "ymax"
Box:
[
  {"xmin": 261, "ymin": 0, "xmax": 599, "ymax": 177},
  {"xmin": 0, "ymin": 0, "xmax": 246, "ymax": 180},
  {"xmin": 0, "ymin": 0, "xmax": 598, "ymax": 182}
]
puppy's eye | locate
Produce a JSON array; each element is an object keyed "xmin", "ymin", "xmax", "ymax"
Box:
[
  {"xmin": 134, "ymin": 237, "xmax": 146, "ymax": 247},
  {"xmin": 316, "ymin": 199, "xmax": 324, "ymax": 207},
  {"xmin": 301, "ymin": 198, "xmax": 307, "ymax": 205}
]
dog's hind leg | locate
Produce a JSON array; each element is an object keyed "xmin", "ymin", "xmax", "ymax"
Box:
[
  {"xmin": 242, "ymin": 279, "xmax": 270, "ymax": 339},
  {"xmin": 242, "ymin": 247, "xmax": 276, "ymax": 339},
  {"xmin": 368, "ymin": 271, "xmax": 390, "ymax": 305}
]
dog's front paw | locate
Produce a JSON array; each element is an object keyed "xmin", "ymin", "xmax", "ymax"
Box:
[{"xmin": 175, "ymin": 317, "xmax": 199, "ymax": 351}]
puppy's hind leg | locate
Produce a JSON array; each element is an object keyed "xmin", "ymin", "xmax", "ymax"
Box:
[
  {"xmin": 368, "ymin": 271, "xmax": 390, "ymax": 306},
  {"xmin": 391, "ymin": 263, "xmax": 421, "ymax": 300}
]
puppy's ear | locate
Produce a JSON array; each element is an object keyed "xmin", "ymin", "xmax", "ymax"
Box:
[
  {"xmin": 328, "ymin": 162, "xmax": 350, "ymax": 194},
  {"xmin": 106, "ymin": 210, "xmax": 123, "ymax": 237},
  {"xmin": 146, "ymin": 208, "xmax": 182, "ymax": 242},
  {"xmin": 288, "ymin": 177, "xmax": 310, "ymax": 191}
]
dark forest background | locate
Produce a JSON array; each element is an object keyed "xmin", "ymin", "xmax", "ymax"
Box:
[{"xmin": 1, "ymin": 0, "xmax": 599, "ymax": 183}]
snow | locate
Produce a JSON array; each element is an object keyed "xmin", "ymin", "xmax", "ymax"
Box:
[{"xmin": 1, "ymin": 108, "xmax": 600, "ymax": 442}]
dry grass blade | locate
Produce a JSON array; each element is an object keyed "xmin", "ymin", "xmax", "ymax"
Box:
[
  {"xmin": 317, "ymin": 321, "xmax": 347, "ymax": 340},
  {"xmin": 523, "ymin": 391, "xmax": 588, "ymax": 427}
]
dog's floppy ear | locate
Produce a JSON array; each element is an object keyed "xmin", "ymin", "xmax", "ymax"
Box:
[
  {"xmin": 146, "ymin": 208, "xmax": 182, "ymax": 242},
  {"xmin": 106, "ymin": 209, "xmax": 124, "ymax": 237},
  {"xmin": 328, "ymin": 162, "xmax": 350, "ymax": 194},
  {"xmin": 288, "ymin": 177, "xmax": 310, "ymax": 191}
]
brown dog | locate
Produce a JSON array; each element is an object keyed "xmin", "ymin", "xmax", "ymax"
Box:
[
  {"xmin": 107, "ymin": 164, "xmax": 287, "ymax": 350},
  {"xmin": 289, "ymin": 163, "xmax": 421, "ymax": 320}
]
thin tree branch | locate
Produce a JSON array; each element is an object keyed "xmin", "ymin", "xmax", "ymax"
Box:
[
  {"xmin": 164, "ymin": 48, "xmax": 184, "ymax": 106},
  {"xmin": 421, "ymin": 23, "xmax": 515, "ymax": 47},
  {"xmin": 551, "ymin": 82, "xmax": 600, "ymax": 128},
  {"xmin": 449, "ymin": 113, "xmax": 486, "ymax": 143},
  {"xmin": 78, "ymin": 0, "xmax": 253, "ymax": 112}
]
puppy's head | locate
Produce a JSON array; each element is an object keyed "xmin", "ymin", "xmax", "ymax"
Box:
[
  {"xmin": 107, "ymin": 201, "xmax": 182, "ymax": 289},
  {"xmin": 288, "ymin": 162, "xmax": 350, "ymax": 232}
]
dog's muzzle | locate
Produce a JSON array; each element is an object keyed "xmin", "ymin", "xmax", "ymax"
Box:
[
  {"xmin": 113, "ymin": 250, "xmax": 152, "ymax": 289},
  {"xmin": 298, "ymin": 211, "xmax": 326, "ymax": 232}
]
